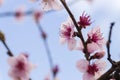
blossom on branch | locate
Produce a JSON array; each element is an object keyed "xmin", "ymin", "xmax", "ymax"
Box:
[
  {"xmin": 8, "ymin": 53, "xmax": 35, "ymax": 80},
  {"xmin": 75, "ymin": 39, "xmax": 84, "ymax": 51},
  {"xmin": 41, "ymin": 0, "xmax": 62, "ymax": 11},
  {"xmin": 87, "ymin": 27, "xmax": 106, "ymax": 47},
  {"xmin": 78, "ymin": 12, "xmax": 91, "ymax": 28},
  {"xmin": 60, "ymin": 17, "xmax": 76, "ymax": 50},
  {"xmin": 87, "ymin": 42, "xmax": 100, "ymax": 54},
  {"xmin": 76, "ymin": 59, "xmax": 106, "ymax": 80}
]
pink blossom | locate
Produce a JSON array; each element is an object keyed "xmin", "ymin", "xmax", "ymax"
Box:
[
  {"xmin": 87, "ymin": 42, "xmax": 100, "ymax": 54},
  {"xmin": 76, "ymin": 59, "xmax": 106, "ymax": 80},
  {"xmin": 75, "ymin": 39, "xmax": 84, "ymax": 51},
  {"xmin": 60, "ymin": 17, "xmax": 76, "ymax": 50},
  {"xmin": 78, "ymin": 12, "xmax": 91, "ymax": 28},
  {"xmin": 8, "ymin": 54, "xmax": 35, "ymax": 80},
  {"xmin": 41, "ymin": 0, "xmax": 62, "ymax": 11},
  {"xmin": 87, "ymin": 27, "xmax": 106, "ymax": 47}
]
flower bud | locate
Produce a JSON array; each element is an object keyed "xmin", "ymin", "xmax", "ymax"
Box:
[
  {"xmin": 93, "ymin": 51, "xmax": 105, "ymax": 59},
  {"xmin": 52, "ymin": 65, "xmax": 59, "ymax": 77},
  {"xmin": 0, "ymin": 31, "xmax": 5, "ymax": 41}
]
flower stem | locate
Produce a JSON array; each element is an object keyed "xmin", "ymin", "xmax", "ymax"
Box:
[{"xmin": 60, "ymin": 0, "xmax": 89, "ymax": 60}]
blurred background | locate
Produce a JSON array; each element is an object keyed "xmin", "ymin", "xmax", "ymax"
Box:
[{"xmin": 0, "ymin": 0, "xmax": 120, "ymax": 80}]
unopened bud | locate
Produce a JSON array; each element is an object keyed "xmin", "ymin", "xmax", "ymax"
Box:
[
  {"xmin": 93, "ymin": 51, "xmax": 105, "ymax": 59},
  {"xmin": 15, "ymin": 7, "xmax": 24, "ymax": 20},
  {"xmin": 0, "ymin": 31, "xmax": 5, "ymax": 41},
  {"xmin": 52, "ymin": 65, "xmax": 59, "ymax": 77},
  {"xmin": 42, "ymin": 31, "xmax": 47, "ymax": 39},
  {"xmin": 33, "ymin": 10, "xmax": 43, "ymax": 22}
]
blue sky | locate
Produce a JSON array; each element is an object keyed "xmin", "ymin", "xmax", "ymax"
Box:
[{"xmin": 0, "ymin": 0, "xmax": 120, "ymax": 80}]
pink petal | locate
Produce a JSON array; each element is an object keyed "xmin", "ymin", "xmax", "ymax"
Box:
[
  {"xmin": 8, "ymin": 57, "xmax": 17, "ymax": 67},
  {"xmin": 68, "ymin": 38, "xmax": 76, "ymax": 50},
  {"xmin": 60, "ymin": 38, "xmax": 67, "ymax": 44},
  {"xmin": 76, "ymin": 59, "xmax": 89, "ymax": 73},
  {"xmin": 83, "ymin": 73, "xmax": 95, "ymax": 80},
  {"xmin": 75, "ymin": 39, "xmax": 84, "ymax": 51},
  {"xmin": 95, "ymin": 60, "xmax": 106, "ymax": 71},
  {"xmin": 52, "ymin": 1, "xmax": 62, "ymax": 10},
  {"xmin": 87, "ymin": 42, "xmax": 100, "ymax": 53},
  {"xmin": 41, "ymin": 0, "xmax": 52, "ymax": 11}
]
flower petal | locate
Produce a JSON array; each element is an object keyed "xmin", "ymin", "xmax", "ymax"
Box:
[
  {"xmin": 87, "ymin": 42, "xmax": 100, "ymax": 53},
  {"xmin": 68, "ymin": 38, "xmax": 76, "ymax": 50},
  {"xmin": 83, "ymin": 73, "xmax": 95, "ymax": 80},
  {"xmin": 76, "ymin": 59, "xmax": 89, "ymax": 73}
]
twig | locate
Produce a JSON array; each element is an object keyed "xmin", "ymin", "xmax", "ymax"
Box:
[
  {"xmin": 107, "ymin": 22, "xmax": 115, "ymax": 65},
  {"xmin": 60, "ymin": 0, "xmax": 89, "ymax": 60},
  {"xmin": 36, "ymin": 22, "xmax": 55, "ymax": 80},
  {"xmin": 0, "ymin": 11, "xmax": 33, "ymax": 17},
  {"xmin": 2, "ymin": 41, "xmax": 14, "ymax": 56}
]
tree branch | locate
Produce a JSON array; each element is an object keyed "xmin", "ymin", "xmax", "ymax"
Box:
[
  {"xmin": 60, "ymin": 0, "xmax": 89, "ymax": 60},
  {"xmin": 107, "ymin": 22, "xmax": 115, "ymax": 65}
]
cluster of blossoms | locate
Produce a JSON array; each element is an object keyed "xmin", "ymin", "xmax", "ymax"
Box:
[
  {"xmin": 0, "ymin": 0, "xmax": 114, "ymax": 79},
  {"xmin": 59, "ymin": 12, "xmax": 106, "ymax": 80}
]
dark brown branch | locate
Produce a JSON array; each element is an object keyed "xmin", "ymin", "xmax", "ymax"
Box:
[
  {"xmin": 60, "ymin": 0, "xmax": 89, "ymax": 60},
  {"xmin": 97, "ymin": 61, "xmax": 120, "ymax": 80},
  {"xmin": 2, "ymin": 41, "xmax": 14, "ymax": 56},
  {"xmin": 107, "ymin": 22, "xmax": 115, "ymax": 64},
  {"xmin": 0, "ymin": 31, "xmax": 13, "ymax": 56}
]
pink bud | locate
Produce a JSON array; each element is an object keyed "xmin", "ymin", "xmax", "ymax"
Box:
[
  {"xmin": 42, "ymin": 31, "xmax": 47, "ymax": 39},
  {"xmin": 94, "ymin": 51, "xmax": 105, "ymax": 59},
  {"xmin": 15, "ymin": 7, "xmax": 24, "ymax": 20},
  {"xmin": 52, "ymin": 65, "xmax": 59, "ymax": 77},
  {"xmin": 33, "ymin": 10, "xmax": 43, "ymax": 22},
  {"xmin": 78, "ymin": 12, "xmax": 91, "ymax": 28}
]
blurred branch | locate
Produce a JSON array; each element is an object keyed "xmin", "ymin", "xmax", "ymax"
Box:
[
  {"xmin": 35, "ymin": 22, "xmax": 55, "ymax": 80},
  {"xmin": 0, "ymin": 31, "xmax": 13, "ymax": 56},
  {"xmin": 0, "ymin": 11, "xmax": 33, "ymax": 17}
]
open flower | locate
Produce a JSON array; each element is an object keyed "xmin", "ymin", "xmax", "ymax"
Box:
[
  {"xmin": 78, "ymin": 12, "xmax": 91, "ymax": 28},
  {"xmin": 87, "ymin": 42, "xmax": 100, "ymax": 54},
  {"xmin": 76, "ymin": 59, "xmax": 106, "ymax": 80},
  {"xmin": 41, "ymin": 0, "xmax": 62, "ymax": 11},
  {"xmin": 60, "ymin": 17, "xmax": 76, "ymax": 50},
  {"xmin": 87, "ymin": 27, "xmax": 106, "ymax": 47},
  {"xmin": 8, "ymin": 53, "xmax": 35, "ymax": 80},
  {"xmin": 75, "ymin": 39, "xmax": 84, "ymax": 51}
]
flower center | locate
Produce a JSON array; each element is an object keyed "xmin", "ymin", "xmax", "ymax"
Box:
[
  {"xmin": 63, "ymin": 27, "xmax": 72, "ymax": 38},
  {"xmin": 16, "ymin": 61, "xmax": 25, "ymax": 71},
  {"xmin": 87, "ymin": 64, "xmax": 99, "ymax": 75}
]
